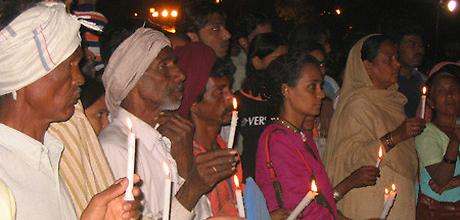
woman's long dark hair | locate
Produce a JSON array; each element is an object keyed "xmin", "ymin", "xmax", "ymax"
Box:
[{"xmin": 241, "ymin": 32, "xmax": 285, "ymax": 98}]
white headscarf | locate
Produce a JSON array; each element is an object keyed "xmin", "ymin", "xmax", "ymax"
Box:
[
  {"xmin": 0, "ymin": 2, "xmax": 82, "ymax": 97},
  {"xmin": 102, "ymin": 28, "xmax": 170, "ymax": 113}
]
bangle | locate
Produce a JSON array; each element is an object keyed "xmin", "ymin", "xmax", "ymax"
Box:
[
  {"xmin": 381, "ymin": 132, "xmax": 395, "ymax": 149},
  {"xmin": 443, "ymin": 155, "xmax": 457, "ymax": 164},
  {"xmin": 333, "ymin": 190, "xmax": 342, "ymax": 201}
]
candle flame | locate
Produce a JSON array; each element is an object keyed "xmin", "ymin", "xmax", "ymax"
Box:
[
  {"xmin": 233, "ymin": 175, "xmax": 240, "ymax": 188},
  {"xmin": 391, "ymin": 184, "xmax": 396, "ymax": 191},
  {"xmin": 232, "ymin": 97, "xmax": 238, "ymax": 110},
  {"xmin": 378, "ymin": 145, "xmax": 383, "ymax": 159},
  {"xmin": 422, "ymin": 86, "xmax": 427, "ymax": 95},
  {"xmin": 127, "ymin": 118, "xmax": 133, "ymax": 130},
  {"xmin": 311, "ymin": 180, "xmax": 318, "ymax": 192},
  {"xmin": 385, "ymin": 188, "xmax": 389, "ymax": 194}
]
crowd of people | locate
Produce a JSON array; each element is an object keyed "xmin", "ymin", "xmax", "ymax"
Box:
[{"xmin": 0, "ymin": 0, "xmax": 459, "ymax": 220}]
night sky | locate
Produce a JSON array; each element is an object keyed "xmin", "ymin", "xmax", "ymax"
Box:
[{"xmin": 96, "ymin": 0, "xmax": 460, "ymax": 64}]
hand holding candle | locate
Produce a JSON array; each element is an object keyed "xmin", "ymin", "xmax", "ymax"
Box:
[
  {"xmin": 124, "ymin": 118, "xmax": 136, "ymax": 201},
  {"xmin": 420, "ymin": 86, "xmax": 428, "ymax": 119},
  {"xmin": 233, "ymin": 175, "xmax": 245, "ymax": 218},
  {"xmin": 375, "ymin": 145, "xmax": 383, "ymax": 168},
  {"xmin": 286, "ymin": 180, "xmax": 319, "ymax": 220},
  {"xmin": 380, "ymin": 184, "xmax": 397, "ymax": 220},
  {"xmin": 227, "ymin": 97, "xmax": 238, "ymax": 149}
]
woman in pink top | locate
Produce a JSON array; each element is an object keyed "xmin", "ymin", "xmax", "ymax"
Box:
[{"xmin": 255, "ymin": 50, "xmax": 337, "ymax": 219}]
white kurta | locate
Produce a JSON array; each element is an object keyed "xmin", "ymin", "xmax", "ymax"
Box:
[
  {"xmin": 0, "ymin": 124, "xmax": 77, "ymax": 220},
  {"xmin": 99, "ymin": 108, "xmax": 211, "ymax": 220}
]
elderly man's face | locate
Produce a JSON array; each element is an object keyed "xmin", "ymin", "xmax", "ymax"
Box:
[
  {"xmin": 22, "ymin": 48, "xmax": 84, "ymax": 122},
  {"xmin": 137, "ymin": 46, "xmax": 185, "ymax": 111}
]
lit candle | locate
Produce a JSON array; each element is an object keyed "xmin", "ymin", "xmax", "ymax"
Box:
[
  {"xmin": 227, "ymin": 97, "xmax": 238, "ymax": 149},
  {"xmin": 162, "ymin": 163, "xmax": 172, "ymax": 220},
  {"xmin": 233, "ymin": 175, "xmax": 245, "ymax": 218},
  {"xmin": 286, "ymin": 180, "xmax": 319, "ymax": 220},
  {"xmin": 420, "ymin": 86, "xmax": 428, "ymax": 119},
  {"xmin": 124, "ymin": 118, "xmax": 136, "ymax": 201},
  {"xmin": 376, "ymin": 145, "xmax": 383, "ymax": 168},
  {"xmin": 380, "ymin": 184, "xmax": 397, "ymax": 219}
]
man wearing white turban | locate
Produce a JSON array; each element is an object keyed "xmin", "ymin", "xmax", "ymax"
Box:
[
  {"xmin": 99, "ymin": 27, "xmax": 239, "ymax": 220},
  {"xmin": 0, "ymin": 2, "xmax": 140, "ymax": 220}
]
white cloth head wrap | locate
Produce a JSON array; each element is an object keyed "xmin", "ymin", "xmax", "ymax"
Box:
[
  {"xmin": 0, "ymin": 2, "xmax": 81, "ymax": 97},
  {"xmin": 102, "ymin": 28, "xmax": 170, "ymax": 113}
]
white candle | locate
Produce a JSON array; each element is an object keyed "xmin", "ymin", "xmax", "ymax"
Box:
[
  {"xmin": 376, "ymin": 145, "xmax": 383, "ymax": 168},
  {"xmin": 380, "ymin": 184, "xmax": 397, "ymax": 219},
  {"xmin": 420, "ymin": 86, "xmax": 428, "ymax": 119},
  {"xmin": 286, "ymin": 180, "xmax": 319, "ymax": 220},
  {"xmin": 227, "ymin": 97, "xmax": 238, "ymax": 149},
  {"xmin": 124, "ymin": 118, "xmax": 136, "ymax": 201},
  {"xmin": 162, "ymin": 163, "xmax": 172, "ymax": 220},
  {"xmin": 233, "ymin": 175, "xmax": 245, "ymax": 218}
]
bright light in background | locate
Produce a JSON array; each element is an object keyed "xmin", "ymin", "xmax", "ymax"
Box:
[
  {"xmin": 448, "ymin": 0, "xmax": 458, "ymax": 12},
  {"xmin": 163, "ymin": 27, "xmax": 176, "ymax": 33},
  {"xmin": 171, "ymin": 10, "xmax": 178, "ymax": 17},
  {"xmin": 216, "ymin": 0, "xmax": 222, "ymax": 3},
  {"xmin": 133, "ymin": 12, "xmax": 138, "ymax": 17},
  {"xmin": 149, "ymin": 8, "xmax": 155, "ymax": 13},
  {"xmin": 152, "ymin": 11, "xmax": 159, "ymax": 17},
  {"xmin": 161, "ymin": 9, "xmax": 169, "ymax": 17},
  {"xmin": 335, "ymin": 8, "xmax": 342, "ymax": 15}
]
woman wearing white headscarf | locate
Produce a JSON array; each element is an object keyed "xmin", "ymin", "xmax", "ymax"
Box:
[{"xmin": 324, "ymin": 34, "xmax": 425, "ymax": 219}]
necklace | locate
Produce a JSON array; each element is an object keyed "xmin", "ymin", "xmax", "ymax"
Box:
[{"xmin": 275, "ymin": 117, "xmax": 307, "ymax": 143}]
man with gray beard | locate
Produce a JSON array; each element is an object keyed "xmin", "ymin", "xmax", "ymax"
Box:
[{"xmin": 99, "ymin": 28, "xmax": 238, "ymax": 220}]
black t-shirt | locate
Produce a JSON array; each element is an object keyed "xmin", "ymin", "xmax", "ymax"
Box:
[{"xmin": 235, "ymin": 90, "xmax": 275, "ymax": 180}]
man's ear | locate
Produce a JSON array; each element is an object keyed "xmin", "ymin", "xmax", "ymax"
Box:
[
  {"xmin": 186, "ymin": 32, "xmax": 200, "ymax": 42},
  {"xmin": 190, "ymin": 102, "xmax": 199, "ymax": 114},
  {"xmin": 427, "ymin": 97, "xmax": 435, "ymax": 110}
]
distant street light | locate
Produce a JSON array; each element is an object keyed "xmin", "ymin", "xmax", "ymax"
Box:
[
  {"xmin": 171, "ymin": 10, "xmax": 178, "ymax": 17},
  {"xmin": 134, "ymin": 12, "xmax": 138, "ymax": 17},
  {"xmin": 149, "ymin": 8, "xmax": 155, "ymax": 13},
  {"xmin": 161, "ymin": 9, "xmax": 169, "ymax": 17},
  {"xmin": 335, "ymin": 8, "xmax": 342, "ymax": 15},
  {"xmin": 152, "ymin": 11, "xmax": 159, "ymax": 17},
  {"xmin": 448, "ymin": 0, "xmax": 458, "ymax": 12}
]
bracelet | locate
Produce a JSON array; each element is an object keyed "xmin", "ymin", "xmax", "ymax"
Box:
[
  {"xmin": 442, "ymin": 155, "xmax": 457, "ymax": 164},
  {"xmin": 333, "ymin": 190, "xmax": 342, "ymax": 201},
  {"xmin": 381, "ymin": 132, "xmax": 395, "ymax": 149}
]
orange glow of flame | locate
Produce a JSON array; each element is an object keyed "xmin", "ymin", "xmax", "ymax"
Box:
[
  {"xmin": 233, "ymin": 175, "xmax": 240, "ymax": 189},
  {"xmin": 391, "ymin": 184, "xmax": 396, "ymax": 191},
  {"xmin": 311, "ymin": 180, "xmax": 318, "ymax": 192},
  {"xmin": 385, "ymin": 188, "xmax": 389, "ymax": 194},
  {"xmin": 378, "ymin": 145, "xmax": 383, "ymax": 159},
  {"xmin": 232, "ymin": 97, "xmax": 238, "ymax": 110},
  {"xmin": 422, "ymin": 86, "xmax": 428, "ymax": 95}
]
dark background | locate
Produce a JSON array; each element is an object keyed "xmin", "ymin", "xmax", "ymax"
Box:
[{"xmin": 96, "ymin": 0, "xmax": 460, "ymax": 65}]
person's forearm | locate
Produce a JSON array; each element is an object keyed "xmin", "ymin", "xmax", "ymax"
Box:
[
  {"xmin": 334, "ymin": 175, "xmax": 354, "ymax": 201},
  {"xmin": 429, "ymin": 141, "xmax": 458, "ymax": 186},
  {"xmin": 175, "ymin": 178, "xmax": 203, "ymax": 211}
]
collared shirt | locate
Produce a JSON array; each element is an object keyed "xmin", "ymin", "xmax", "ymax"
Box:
[
  {"xmin": 398, "ymin": 69, "xmax": 426, "ymax": 118},
  {"xmin": 49, "ymin": 102, "xmax": 114, "ymax": 216},
  {"xmin": 0, "ymin": 124, "xmax": 77, "ymax": 220},
  {"xmin": 99, "ymin": 108, "xmax": 211, "ymax": 220}
]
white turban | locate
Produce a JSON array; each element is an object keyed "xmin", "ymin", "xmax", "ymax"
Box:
[
  {"xmin": 102, "ymin": 28, "xmax": 170, "ymax": 113},
  {"xmin": 0, "ymin": 2, "xmax": 81, "ymax": 97}
]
